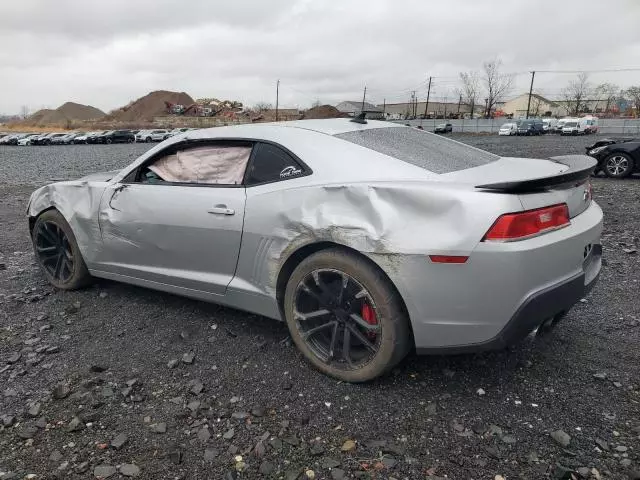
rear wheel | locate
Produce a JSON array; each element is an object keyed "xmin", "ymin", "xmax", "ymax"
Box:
[
  {"xmin": 603, "ymin": 153, "xmax": 634, "ymax": 178},
  {"xmin": 284, "ymin": 248, "xmax": 411, "ymax": 382},
  {"xmin": 32, "ymin": 210, "xmax": 92, "ymax": 290}
]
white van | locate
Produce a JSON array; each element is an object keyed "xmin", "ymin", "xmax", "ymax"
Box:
[
  {"xmin": 561, "ymin": 118, "xmax": 587, "ymax": 135},
  {"xmin": 498, "ymin": 122, "xmax": 517, "ymax": 135},
  {"xmin": 542, "ymin": 118, "xmax": 557, "ymax": 133},
  {"xmin": 554, "ymin": 118, "xmax": 571, "ymax": 133}
]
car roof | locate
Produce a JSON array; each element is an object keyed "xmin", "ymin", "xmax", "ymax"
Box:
[{"xmin": 115, "ymin": 119, "xmax": 432, "ymax": 185}]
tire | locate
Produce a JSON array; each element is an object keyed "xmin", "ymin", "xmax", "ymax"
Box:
[
  {"xmin": 283, "ymin": 248, "xmax": 411, "ymax": 382},
  {"xmin": 145, "ymin": 137, "xmax": 152, "ymax": 143},
  {"xmin": 106, "ymin": 138, "xmax": 112, "ymax": 144},
  {"xmin": 32, "ymin": 210, "xmax": 92, "ymax": 290},
  {"xmin": 127, "ymin": 138, "xmax": 134, "ymax": 143},
  {"xmin": 603, "ymin": 152, "xmax": 634, "ymax": 178}
]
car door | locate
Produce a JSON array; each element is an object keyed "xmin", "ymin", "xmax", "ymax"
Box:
[{"xmin": 95, "ymin": 140, "xmax": 253, "ymax": 295}]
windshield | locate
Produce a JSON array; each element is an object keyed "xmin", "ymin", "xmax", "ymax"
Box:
[
  {"xmin": 336, "ymin": 127, "xmax": 498, "ymax": 174},
  {"xmin": 501, "ymin": 123, "xmax": 514, "ymax": 128},
  {"xmin": 564, "ymin": 122, "xmax": 577, "ymax": 127}
]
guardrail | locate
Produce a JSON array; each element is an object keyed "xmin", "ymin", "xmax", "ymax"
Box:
[{"xmin": 394, "ymin": 118, "xmax": 640, "ymax": 135}]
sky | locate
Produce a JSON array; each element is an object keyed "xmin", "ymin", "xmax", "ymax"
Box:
[{"xmin": 1, "ymin": 0, "xmax": 639, "ymax": 114}]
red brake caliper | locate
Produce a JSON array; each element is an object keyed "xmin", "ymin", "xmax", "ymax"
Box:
[{"xmin": 361, "ymin": 303, "xmax": 377, "ymax": 339}]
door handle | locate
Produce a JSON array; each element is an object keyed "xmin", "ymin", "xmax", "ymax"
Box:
[{"xmin": 208, "ymin": 205, "xmax": 235, "ymax": 216}]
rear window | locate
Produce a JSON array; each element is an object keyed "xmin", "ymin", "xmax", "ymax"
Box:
[{"xmin": 335, "ymin": 127, "xmax": 498, "ymax": 174}]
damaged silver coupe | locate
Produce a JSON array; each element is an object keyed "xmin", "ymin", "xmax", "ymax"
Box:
[{"xmin": 27, "ymin": 119, "xmax": 603, "ymax": 382}]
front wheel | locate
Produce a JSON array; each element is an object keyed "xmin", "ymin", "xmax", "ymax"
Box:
[
  {"xmin": 603, "ymin": 153, "xmax": 634, "ymax": 178},
  {"xmin": 106, "ymin": 138, "xmax": 112, "ymax": 144},
  {"xmin": 283, "ymin": 248, "xmax": 411, "ymax": 382},
  {"xmin": 145, "ymin": 137, "xmax": 152, "ymax": 143},
  {"xmin": 32, "ymin": 210, "xmax": 92, "ymax": 289}
]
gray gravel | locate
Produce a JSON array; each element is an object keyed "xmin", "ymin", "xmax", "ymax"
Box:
[{"xmin": 0, "ymin": 135, "xmax": 639, "ymax": 479}]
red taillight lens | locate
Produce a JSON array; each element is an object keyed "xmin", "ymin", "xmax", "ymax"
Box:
[{"xmin": 483, "ymin": 203, "xmax": 570, "ymax": 242}]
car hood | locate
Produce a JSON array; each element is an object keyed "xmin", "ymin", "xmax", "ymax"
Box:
[{"xmin": 77, "ymin": 170, "xmax": 120, "ymax": 182}]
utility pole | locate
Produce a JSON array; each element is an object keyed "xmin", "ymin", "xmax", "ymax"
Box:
[
  {"xmin": 382, "ymin": 98, "xmax": 386, "ymax": 116},
  {"xmin": 423, "ymin": 76, "xmax": 432, "ymax": 119},
  {"xmin": 457, "ymin": 94, "xmax": 462, "ymax": 116},
  {"xmin": 275, "ymin": 79, "xmax": 280, "ymax": 121},
  {"xmin": 525, "ymin": 71, "xmax": 536, "ymax": 119},
  {"xmin": 443, "ymin": 94, "xmax": 448, "ymax": 119},
  {"xmin": 412, "ymin": 91, "xmax": 417, "ymax": 118},
  {"xmin": 360, "ymin": 86, "xmax": 367, "ymax": 116}
]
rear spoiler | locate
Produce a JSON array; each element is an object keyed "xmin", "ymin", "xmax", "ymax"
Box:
[{"xmin": 475, "ymin": 155, "xmax": 597, "ymax": 193}]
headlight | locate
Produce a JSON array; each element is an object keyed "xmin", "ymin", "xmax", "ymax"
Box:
[{"xmin": 589, "ymin": 146, "xmax": 608, "ymax": 155}]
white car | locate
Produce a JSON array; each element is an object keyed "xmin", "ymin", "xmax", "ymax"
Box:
[
  {"xmin": 136, "ymin": 129, "xmax": 169, "ymax": 143},
  {"xmin": 17, "ymin": 134, "xmax": 39, "ymax": 146},
  {"xmin": 498, "ymin": 123, "xmax": 517, "ymax": 136}
]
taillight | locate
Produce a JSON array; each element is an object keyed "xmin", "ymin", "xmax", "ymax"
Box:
[{"xmin": 483, "ymin": 203, "xmax": 570, "ymax": 242}]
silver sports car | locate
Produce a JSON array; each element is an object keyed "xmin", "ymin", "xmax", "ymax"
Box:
[{"xmin": 28, "ymin": 118, "xmax": 603, "ymax": 382}]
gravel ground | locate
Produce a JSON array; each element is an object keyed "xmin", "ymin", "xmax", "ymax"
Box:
[{"xmin": 1, "ymin": 135, "xmax": 639, "ymax": 480}]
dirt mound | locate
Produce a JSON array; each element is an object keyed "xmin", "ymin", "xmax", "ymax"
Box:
[
  {"xmin": 106, "ymin": 90, "xmax": 195, "ymax": 122},
  {"xmin": 302, "ymin": 105, "xmax": 349, "ymax": 119},
  {"xmin": 57, "ymin": 102, "xmax": 105, "ymax": 121},
  {"xmin": 18, "ymin": 109, "xmax": 66, "ymax": 127},
  {"xmin": 13, "ymin": 102, "xmax": 105, "ymax": 128}
]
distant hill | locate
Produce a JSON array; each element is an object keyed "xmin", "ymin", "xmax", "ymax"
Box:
[
  {"xmin": 105, "ymin": 90, "xmax": 195, "ymax": 122},
  {"xmin": 14, "ymin": 102, "xmax": 105, "ymax": 127},
  {"xmin": 57, "ymin": 102, "xmax": 105, "ymax": 121}
]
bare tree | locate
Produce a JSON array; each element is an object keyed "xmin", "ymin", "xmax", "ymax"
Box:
[
  {"xmin": 529, "ymin": 93, "xmax": 544, "ymax": 117},
  {"xmin": 311, "ymin": 99, "xmax": 321, "ymax": 109},
  {"xmin": 625, "ymin": 86, "xmax": 640, "ymax": 117},
  {"xmin": 561, "ymin": 73, "xmax": 592, "ymax": 116},
  {"xmin": 19, "ymin": 105, "xmax": 31, "ymax": 119},
  {"xmin": 457, "ymin": 71, "xmax": 480, "ymax": 118},
  {"xmin": 594, "ymin": 83, "xmax": 619, "ymax": 115},
  {"xmin": 253, "ymin": 102, "xmax": 273, "ymax": 112},
  {"xmin": 481, "ymin": 59, "xmax": 513, "ymax": 118}
]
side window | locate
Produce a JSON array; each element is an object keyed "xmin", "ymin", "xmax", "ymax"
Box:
[
  {"xmin": 138, "ymin": 143, "xmax": 252, "ymax": 186},
  {"xmin": 245, "ymin": 143, "xmax": 305, "ymax": 185}
]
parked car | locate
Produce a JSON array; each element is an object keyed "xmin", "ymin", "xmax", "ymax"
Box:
[
  {"xmin": 542, "ymin": 118, "xmax": 558, "ymax": 133},
  {"xmin": 42, "ymin": 133, "xmax": 68, "ymax": 145},
  {"xmin": 498, "ymin": 123, "xmax": 517, "ymax": 136},
  {"xmin": 554, "ymin": 118, "xmax": 570, "ymax": 134},
  {"xmin": 561, "ymin": 119, "xmax": 586, "ymax": 136},
  {"xmin": 586, "ymin": 137, "xmax": 640, "ymax": 178},
  {"xmin": 136, "ymin": 129, "xmax": 169, "ymax": 142},
  {"xmin": 51, "ymin": 133, "xmax": 79, "ymax": 145},
  {"xmin": 434, "ymin": 123, "xmax": 453, "ymax": 134},
  {"xmin": 516, "ymin": 119, "xmax": 544, "ymax": 136},
  {"xmin": 17, "ymin": 133, "xmax": 40, "ymax": 146},
  {"xmin": 27, "ymin": 119, "xmax": 602, "ymax": 382},
  {"xmin": 86, "ymin": 131, "xmax": 109, "ymax": 144},
  {"xmin": 5, "ymin": 133, "xmax": 29, "ymax": 145},
  {"xmin": 583, "ymin": 115, "xmax": 598, "ymax": 134},
  {"xmin": 74, "ymin": 131, "xmax": 97, "ymax": 144},
  {"xmin": 101, "ymin": 130, "xmax": 136, "ymax": 144}
]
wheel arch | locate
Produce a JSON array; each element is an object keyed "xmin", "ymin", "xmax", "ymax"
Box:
[
  {"xmin": 28, "ymin": 206, "xmax": 58, "ymax": 235},
  {"xmin": 275, "ymin": 241, "xmax": 413, "ymax": 341}
]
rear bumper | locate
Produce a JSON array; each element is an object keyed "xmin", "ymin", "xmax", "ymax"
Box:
[
  {"xmin": 371, "ymin": 201, "xmax": 603, "ymax": 354},
  {"xmin": 416, "ymin": 244, "xmax": 601, "ymax": 354}
]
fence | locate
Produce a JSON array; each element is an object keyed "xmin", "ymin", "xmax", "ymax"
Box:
[{"xmin": 393, "ymin": 118, "xmax": 640, "ymax": 135}]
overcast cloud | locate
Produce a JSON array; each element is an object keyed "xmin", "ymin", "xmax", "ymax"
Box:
[{"xmin": 1, "ymin": 0, "xmax": 639, "ymax": 113}]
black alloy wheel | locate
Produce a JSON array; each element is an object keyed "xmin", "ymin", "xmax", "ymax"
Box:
[
  {"xmin": 293, "ymin": 268, "xmax": 381, "ymax": 369},
  {"xmin": 34, "ymin": 221, "xmax": 75, "ymax": 283}
]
